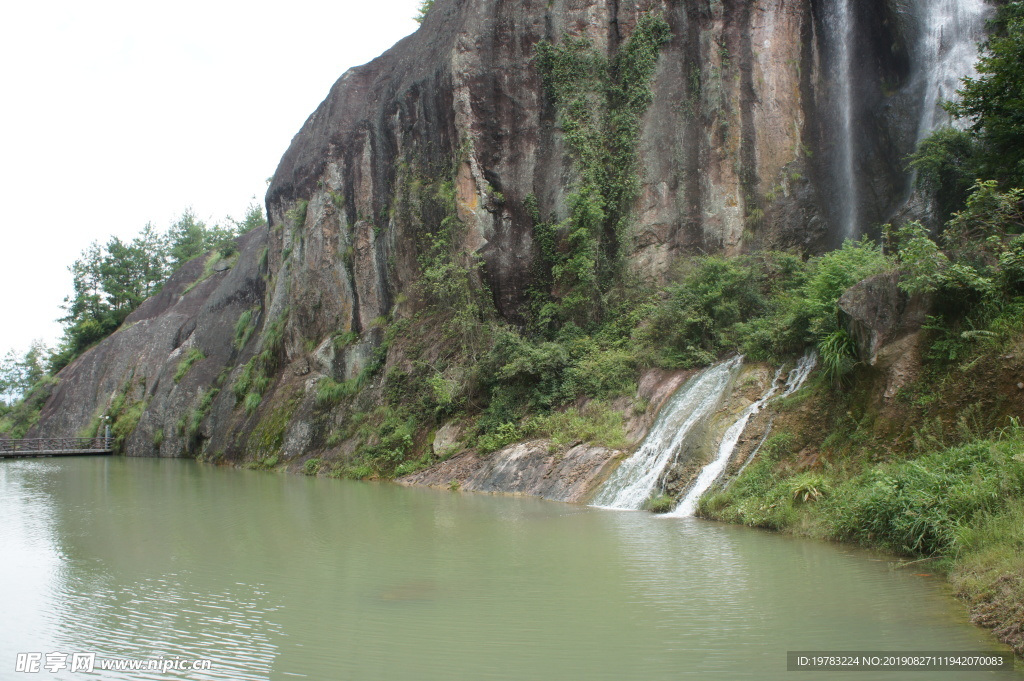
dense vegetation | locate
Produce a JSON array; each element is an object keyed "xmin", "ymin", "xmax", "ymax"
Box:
[
  {"xmin": 324, "ymin": 14, "xmax": 891, "ymax": 479},
  {"xmin": 307, "ymin": 6, "xmax": 1024, "ymax": 652},
  {"xmin": 698, "ymin": 2, "xmax": 1024, "ymax": 653}
]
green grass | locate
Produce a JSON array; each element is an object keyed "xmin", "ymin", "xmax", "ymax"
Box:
[
  {"xmin": 525, "ymin": 401, "xmax": 628, "ymax": 450},
  {"xmin": 316, "ymin": 376, "xmax": 358, "ymax": 408},
  {"xmin": 173, "ymin": 348, "xmax": 205, "ymax": 383},
  {"xmin": 244, "ymin": 392, "xmax": 262, "ymax": 415},
  {"xmin": 234, "ymin": 309, "xmax": 256, "ymax": 350},
  {"xmin": 644, "ymin": 493, "xmax": 675, "ymax": 514}
]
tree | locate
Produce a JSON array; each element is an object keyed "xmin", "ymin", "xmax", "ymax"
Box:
[
  {"xmin": 0, "ymin": 342, "xmax": 50, "ymax": 403},
  {"xmin": 911, "ymin": 2, "xmax": 1024, "ymax": 215},
  {"xmin": 133, "ymin": 222, "xmax": 169, "ymax": 297},
  {"xmin": 52, "ymin": 202, "xmax": 246, "ymax": 370},
  {"xmin": 101, "ymin": 236, "xmax": 148, "ymax": 318},
  {"xmin": 230, "ymin": 202, "xmax": 267, "ymax": 235},
  {"xmin": 946, "ymin": 1, "xmax": 1024, "ymax": 187},
  {"xmin": 167, "ymin": 209, "xmax": 209, "ymax": 267},
  {"xmin": 414, "ymin": 0, "xmax": 434, "ymax": 24},
  {"xmin": 63, "ymin": 241, "xmax": 105, "ymax": 325}
]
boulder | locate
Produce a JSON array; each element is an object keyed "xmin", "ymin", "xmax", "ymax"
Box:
[{"xmin": 838, "ymin": 271, "xmax": 930, "ymax": 366}]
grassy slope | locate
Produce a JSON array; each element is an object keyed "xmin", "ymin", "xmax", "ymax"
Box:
[{"xmin": 700, "ymin": 327, "xmax": 1024, "ymax": 656}]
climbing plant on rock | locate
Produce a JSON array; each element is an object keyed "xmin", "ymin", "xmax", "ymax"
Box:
[{"xmin": 534, "ymin": 14, "xmax": 671, "ymax": 327}]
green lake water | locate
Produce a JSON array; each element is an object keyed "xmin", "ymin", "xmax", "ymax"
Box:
[{"xmin": 1, "ymin": 457, "xmax": 1018, "ymax": 680}]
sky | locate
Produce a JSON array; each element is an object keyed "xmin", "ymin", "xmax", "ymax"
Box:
[{"xmin": 0, "ymin": 0, "xmax": 422, "ymax": 358}]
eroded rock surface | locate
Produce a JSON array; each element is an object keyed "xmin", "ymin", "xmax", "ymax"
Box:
[{"xmin": 399, "ymin": 440, "xmax": 622, "ymax": 503}]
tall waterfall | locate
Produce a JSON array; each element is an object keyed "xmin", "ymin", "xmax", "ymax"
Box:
[
  {"xmin": 825, "ymin": 0, "xmax": 857, "ymax": 239},
  {"xmin": 914, "ymin": 0, "xmax": 990, "ymax": 141},
  {"xmin": 667, "ymin": 353, "xmax": 818, "ymax": 518},
  {"xmin": 590, "ymin": 357, "xmax": 743, "ymax": 510}
]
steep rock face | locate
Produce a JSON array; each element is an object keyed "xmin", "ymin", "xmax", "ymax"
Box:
[
  {"xmin": 838, "ymin": 271, "xmax": 930, "ymax": 366},
  {"xmin": 31, "ymin": 0, "xmax": 978, "ymax": 464},
  {"xmin": 265, "ymin": 0, "xmax": 936, "ymax": 331}
]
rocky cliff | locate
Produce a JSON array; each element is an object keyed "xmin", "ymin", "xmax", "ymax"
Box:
[{"xmin": 32, "ymin": 0, "xmax": 983, "ymax": 471}]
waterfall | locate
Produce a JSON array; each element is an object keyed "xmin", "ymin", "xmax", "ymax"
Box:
[
  {"xmin": 825, "ymin": 0, "xmax": 857, "ymax": 239},
  {"xmin": 914, "ymin": 0, "xmax": 990, "ymax": 142},
  {"xmin": 667, "ymin": 353, "xmax": 818, "ymax": 518},
  {"xmin": 590, "ymin": 357, "xmax": 743, "ymax": 510}
]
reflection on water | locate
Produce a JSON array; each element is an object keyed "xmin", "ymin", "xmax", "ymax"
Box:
[{"xmin": 0, "ymin": 458, "xmax": 1018, "ymax": 680}]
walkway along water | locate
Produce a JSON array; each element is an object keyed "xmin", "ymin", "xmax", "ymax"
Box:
[{"xmin": 0, "ymin": 437, "xmax": 113, "ymax": 458}]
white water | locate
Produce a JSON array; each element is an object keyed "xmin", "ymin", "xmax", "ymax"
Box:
[
  {"xmin": 668, "ymin": 353, "xmax": 818, "ymax": 518},
  {"xmin": 914, "ymin": 0, "xmax": 990, "ymax": 142},
  {"xmin": 826, "ymin": 0, "xmax": 857, "ymax": 239},
  {"xmin": 590, "ymin": 357, "xmax": 743, "ymax": 510}
]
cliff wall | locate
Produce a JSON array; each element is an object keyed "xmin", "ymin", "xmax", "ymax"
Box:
[{"xmin": 32, "ymin": 0, "xmax": 970, "ymax": 466}]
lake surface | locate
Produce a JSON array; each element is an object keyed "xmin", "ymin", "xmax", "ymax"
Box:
[{"xmin": 1, "ymin": 457, "xmax": 1018, "ymax": 680}]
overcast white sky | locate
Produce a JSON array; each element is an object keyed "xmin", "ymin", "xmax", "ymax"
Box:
[{"xmin": 0, "ymin": 0, "xmax": 421, "ymax": 358}]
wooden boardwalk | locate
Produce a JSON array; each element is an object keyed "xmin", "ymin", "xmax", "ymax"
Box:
[{"xmin": 0, "ymin": 437, "xmax": 113, "ymax": 458}]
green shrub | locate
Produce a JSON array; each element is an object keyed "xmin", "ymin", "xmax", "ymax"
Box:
[
  {"xmin": 286, "ymin": 200, "xmax": 309, "ymax": 230},
  {"xmin": 316, "ymin": 376, "xmax": 358, "ymax": 408},
  {"xmin": 525, "ymin": 401, "xmax": 627, "ymax": 450},
  {"xmin": 477, "ymin": 422, "xmax": 522, "ymax": 454},
  {"xmin": 244, "ymin": 392, "xmax": 262, "ymax": 415}
]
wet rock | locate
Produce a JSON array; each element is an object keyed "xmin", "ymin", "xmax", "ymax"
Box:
[{"xmin": 399, "ymin": 439, "xmax": 622, "ymax": 504}]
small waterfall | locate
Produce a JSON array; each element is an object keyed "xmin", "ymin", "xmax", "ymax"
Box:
[
  {"xmin": 825, "ymin": 0, "xmax": 857, "ymax": 239},
  {"xmin": 667, "ymin": 353, "xmax": 818, "ymax": 518},
  {"xmin": 914, "ymin": 0, "xmax": 990, "ymax": 142},
  {"xmin": 590, "ymin": 357, "xmax": 743, "ymax": 510}
]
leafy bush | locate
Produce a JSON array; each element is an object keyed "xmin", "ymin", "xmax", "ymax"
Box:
[
  {"xmin": 476, "ymin": 422, "xmax": 522, "ymax": 454},
  {"xmin": 642, "ymin": 256, "xmax": 770, "ymax": 367}
]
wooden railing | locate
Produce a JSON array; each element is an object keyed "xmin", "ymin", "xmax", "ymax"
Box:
[{"xmin": 0, "ymin": 437, "xmax": 113, "ymax": 456}]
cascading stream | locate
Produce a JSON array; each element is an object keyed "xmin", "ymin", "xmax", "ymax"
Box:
[
  {"xmin": 825, "ymin": 0, "xmax": 857, "ymax": 239},
  {"xmin": 668, "ymin": 353, "xmax": 818, "ymax": 518},
  {"xmin": 914, "ymin": 0, "xmax": 990, "ymax": 142},
  {"xmin": 590, "ymin": 357, "xmax": 743, "ymax": 511}
]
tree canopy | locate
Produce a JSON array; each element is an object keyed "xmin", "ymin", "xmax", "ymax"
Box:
[
  {"xmin": 910, "ymin": 1, "xmax": 1024, "ymax": 216},
  {"xmin": 51, "ymin": 203, "xmax": 266, "ymax": 374}
]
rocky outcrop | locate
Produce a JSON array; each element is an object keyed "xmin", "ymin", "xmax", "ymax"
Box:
[
  {"xmin": 838, "ymin": 270, "xmax": 931, "ymax": 400},
  {"xmin": 838, "ymin": 271, "xmax": 930, "ymax": 366}
]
